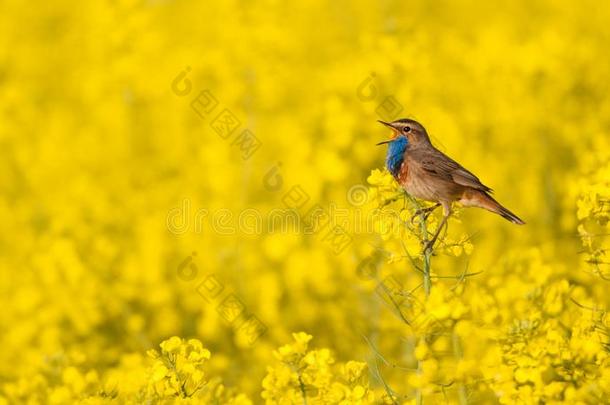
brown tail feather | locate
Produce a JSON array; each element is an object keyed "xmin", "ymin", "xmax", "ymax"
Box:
[{"xmin": 460, "ymin": 190, "xmax": 525, "ymax": 225}]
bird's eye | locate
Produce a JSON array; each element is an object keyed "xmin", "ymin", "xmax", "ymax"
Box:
[{"xmin": 403, "ymin": 126, "xmax": 411, "ymax": 133}]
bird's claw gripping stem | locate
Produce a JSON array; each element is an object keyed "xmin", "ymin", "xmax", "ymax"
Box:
[{"xmin": 410, "ymin": 203, "xmax": 441, "ymax": 225}]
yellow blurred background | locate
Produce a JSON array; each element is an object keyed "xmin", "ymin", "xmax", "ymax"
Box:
[{"xmin": 2, "ymin": 0, "xmax": 610, "ymax": 403}]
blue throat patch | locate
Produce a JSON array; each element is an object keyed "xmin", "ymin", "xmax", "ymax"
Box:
[{"xmin": 386, "ymin": 136, "xmax": 409, "ymax": 177}]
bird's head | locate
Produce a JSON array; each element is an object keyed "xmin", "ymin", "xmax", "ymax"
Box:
[{"xmin": 376, "ymin": 118, "xmax": 430, "ymax": 146}]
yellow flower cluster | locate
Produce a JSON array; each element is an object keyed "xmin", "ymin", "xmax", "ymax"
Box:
[
  {"xmin": 262, "ymin": 332, "xmax": 374, "ymax": 404},
  {"xmin": 0, "ymin": 334, "xmax": 376, "ymax": 404},
  {"xmin": 142, "ymin": 337, "xmax": 252, "ymax": 404},
  {"xmin": 577, "ymin": 159, "xmax": 610, "ymax": 280},
  {"xmin": 146, "ymin": 337, "xmax": 211, "ymax": 398}
]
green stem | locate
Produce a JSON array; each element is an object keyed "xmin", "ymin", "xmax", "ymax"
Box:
[
  {"xmin": 410, "ymin": 197, "xmax": 433, "ymax": 405},
  {"xmin": 298, "ymin": 375, "xmax": 308, "ymax": 405},
  {"xmin": 452, "ymin": 333, "xmax": 468, "ymax": 405},
  {"xmin": 416, "ymin": 357, "xmax": 424, "ymax": 405},
  {"xmin": 422, "ymin": 246, "xmax": 432, "ymax": 297},
  {"xmin": 415, "ymin": 202, "xmax": 432, "ymax": 297}
]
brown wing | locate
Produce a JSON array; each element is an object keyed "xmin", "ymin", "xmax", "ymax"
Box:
[{"xmin": 413, "ymin": 148, "xmax": 493, "ymax": 193}]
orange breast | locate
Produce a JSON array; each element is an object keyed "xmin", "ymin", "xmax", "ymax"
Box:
[{"xmin": 397, "ymin": 161, "xmax": 409, "ymax": 185}]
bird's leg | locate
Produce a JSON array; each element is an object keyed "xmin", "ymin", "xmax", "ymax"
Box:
[
  {"xmin": 423, "ymin": 203, "xmax": 451, "ymax": 254},
  {"xmin": 423, "ymin": 214, "xmax": 448, "ymax": 253},
  {"xmin": 411, "ymin": 202, "xmax": 441, "ymax": 224}
]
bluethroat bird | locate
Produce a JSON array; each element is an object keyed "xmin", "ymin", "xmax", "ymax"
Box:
[{"xmin": 377, "ymin": 119, "xmax": 525, "ymax": 250}]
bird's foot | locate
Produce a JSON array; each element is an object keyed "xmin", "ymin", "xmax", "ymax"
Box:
[
  {"xmin": 410, "ymin": 210, "xmax": 427, "ymax": 225},
  {"xmin": 422, "ymin": 239, "xmax": 437, "ymax": 255},
  {"xmin": 410, "ymin": 203, "xmax": 441, "ymax": 225}
]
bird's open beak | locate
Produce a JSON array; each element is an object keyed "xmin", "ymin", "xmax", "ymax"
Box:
[
  {"xmin": 377, "ymin": 120, "xmax": 395, "ymax": 129},
  {"xmin": 377, "ymin": 120, "xmax": 397, "ymax": 145}
]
